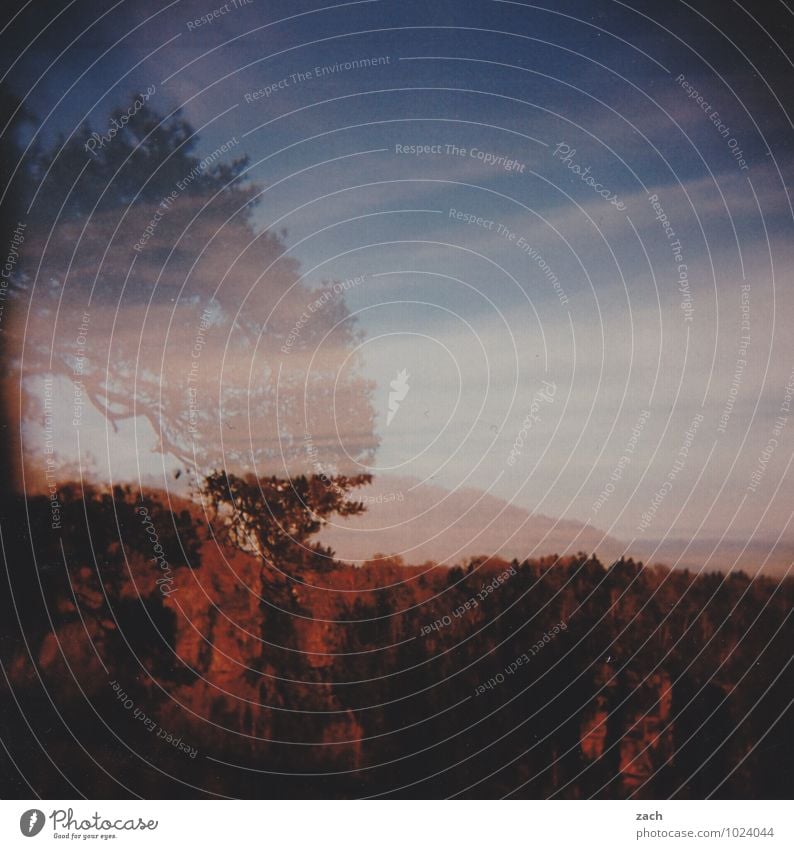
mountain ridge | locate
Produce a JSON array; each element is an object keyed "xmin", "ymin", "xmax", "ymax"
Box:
[{"xmin": 320, "ymin": 474, "xmax": 627, "ymax": 566}]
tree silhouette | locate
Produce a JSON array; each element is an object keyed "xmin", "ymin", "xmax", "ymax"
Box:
[{"xmin": 200, "ymin": 469, "xmax": 371, "ymax": 572}]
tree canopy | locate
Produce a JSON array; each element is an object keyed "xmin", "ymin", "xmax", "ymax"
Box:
[{"xmin": 10, "ymin": 95, "xmax": 377, "ymax": 478}]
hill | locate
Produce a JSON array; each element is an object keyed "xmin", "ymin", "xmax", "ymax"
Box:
[{"xmin": 321, "ymin": 475, "xmax": 627, "ymax": 566}]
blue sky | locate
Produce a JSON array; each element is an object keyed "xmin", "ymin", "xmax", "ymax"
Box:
[{"xmin": 9, "ymin": 0, "xmax": 794, "ymax": 552}]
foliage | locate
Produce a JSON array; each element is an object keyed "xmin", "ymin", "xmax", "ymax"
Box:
[
  {"xmin": 10, "ymin": 94, "xmax": 377, "ymax": 474},
  {"xmin": 199, "ymin": 470, "xmax": 372, "ymax": 567}
]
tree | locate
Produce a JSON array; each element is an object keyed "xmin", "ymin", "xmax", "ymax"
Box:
[
  {"xmin": 10, "ymin": 96, "xmax": 376, "ymax": 486},
  {"xmin": 199, "ymin": 470, "xmax": 371, "ymax": 573}
]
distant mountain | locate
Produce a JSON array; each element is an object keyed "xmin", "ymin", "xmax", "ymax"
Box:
[
  {"xmin": 142, "ymin": 474, "xmax": 792, "ymax": 574},
  {"xmin": 320, "ymin": 475, "xmax": 626, "ymax": 565},
  {"xmin": 632, "ymin": 536, "xmax": 794, "ymax": 577}
]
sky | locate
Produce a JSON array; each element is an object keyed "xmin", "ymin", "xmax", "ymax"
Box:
[{"xmin": 5, "ymin": 0, "xmax": 794, "ymax": 557}]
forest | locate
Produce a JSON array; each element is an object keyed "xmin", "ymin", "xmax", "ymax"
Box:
[{"xmin": 1, "ymin": 480, "xmax": 791, "ymax": 799}]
